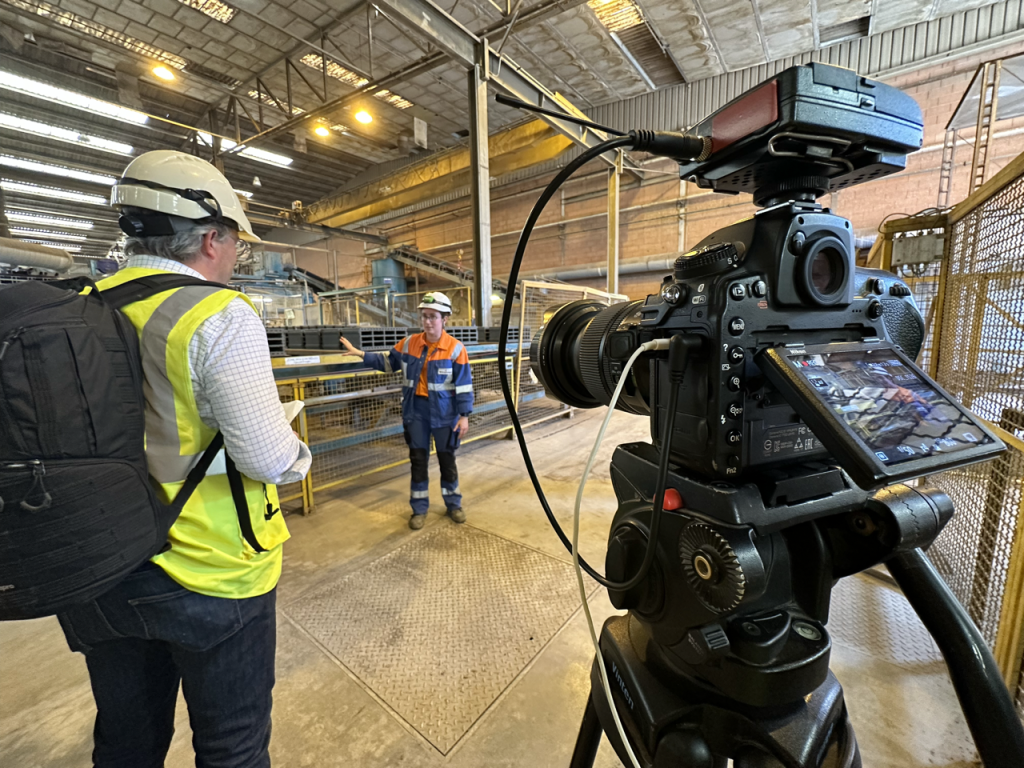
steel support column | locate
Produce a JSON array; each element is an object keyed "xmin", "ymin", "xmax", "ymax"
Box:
[
  {"xmin": 607, "ymin": 150, "xmax": 621, "ymax": 295},
  {"xmin": 469, "ymin": 47, "xmax": 493, "ymax": 328}
]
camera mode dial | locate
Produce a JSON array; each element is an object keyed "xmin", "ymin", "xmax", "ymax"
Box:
[
  {"xmin": 674, "ymin": 242, "xmax": 743, "ymax": 280},
  {"xmin": 679, "ymin": 524, "xmax": 746, "ymax": 613}
]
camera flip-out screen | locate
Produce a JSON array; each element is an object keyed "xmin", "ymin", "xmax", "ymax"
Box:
[{"xmin": 758, "ymin": 341, "xmax": 1004, "ymax": 489}]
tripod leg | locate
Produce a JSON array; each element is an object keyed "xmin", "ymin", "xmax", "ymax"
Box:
[
  {"xmin": 570, "ymin": 691, "xmax": 604, "ymax": 768},
  {"xmin": 888, "ymin": 548, "xmax": 1024, "ymax": 767}
]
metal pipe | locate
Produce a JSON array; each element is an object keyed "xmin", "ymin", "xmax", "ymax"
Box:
[
  {"xmin": 0, "ymin": 237, "xmax": 74, "ymax": 272},
  {"xmin": 531, "ymin": 256, "xmax": 678, "ymax": 282}
]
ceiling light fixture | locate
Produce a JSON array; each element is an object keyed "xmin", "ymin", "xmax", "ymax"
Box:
[
  {"xmin": 152, "ymin": 65, "xmax": 176, "ymax": 81},
  {"xmin": 314, "ymin": 125, "xmax": 330, "ymax": 137},
  {"xmin": 0, "ymin": 112, "xmax": 134, "ymax": 156},
  {"xmin": 0, "ymin": 155, "xmax": 116, "ymax": 185},
  {"xmin": 5, "ymin": 211, "xmax": 95, "ymax": 229},
  {"xmin": 0, "ymin": 70, "xmax": 149, "ymax": 125},
  {"xmin": 355, "ymin": 110, "xmax": 373, "ymax": 124},
  {"xmin": 1, "ymin": 179, "xmax": 108, "ymax": 206},
  {"xmin": 195, "ymin": 132, "xmax": 293, "ymax": 168},
  {"xmin": 10, "ymin": 227, "xmax": 88, "ymax": 241}
]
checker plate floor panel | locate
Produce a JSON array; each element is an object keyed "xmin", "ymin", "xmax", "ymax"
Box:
[
  {"xmin": 286, "ymin": 524, "xmax": 590, "ymax": 753},
  {"xmin": 828, "ymin": 573, "xmax": 943, "ymax": 665}
]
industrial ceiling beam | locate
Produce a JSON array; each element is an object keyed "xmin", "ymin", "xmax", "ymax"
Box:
[
  {"xmin": 304, "ymin": 119, "xmax": 570, "ymax": 227},
  {"xmin": 245, "ymin": 214, "xmax": 387, "ymax": 245},
  {"xmin": 227, "ymin": 0, "xmax": 594, "ymax": 152},
  {"xmin": 372, "ymin": 0, "xmax": 638, "ymax": 173}
]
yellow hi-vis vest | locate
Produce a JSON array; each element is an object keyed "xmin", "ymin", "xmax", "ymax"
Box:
[{"xmin": 97, "ymin": 267, "xmax": 290, "ymax": 598}]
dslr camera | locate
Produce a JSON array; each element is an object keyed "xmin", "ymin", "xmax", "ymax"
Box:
[{"xmin": 524, "ymin": 63, "xmax": 1013, "ymax": 767}]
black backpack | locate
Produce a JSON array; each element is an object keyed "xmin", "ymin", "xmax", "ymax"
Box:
[{"xmin": 0, "ymin": 274, "xmax": 225, "ymax": 620}]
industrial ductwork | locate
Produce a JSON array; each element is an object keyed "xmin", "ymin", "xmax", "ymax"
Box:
[{"xmin": 0, "ymin": 238, "xmax": 75, "ymax": 273}]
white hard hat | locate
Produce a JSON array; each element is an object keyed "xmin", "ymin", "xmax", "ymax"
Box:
[
  {"xmin": 417, "ymin": 291, "xmax": 453, "ymax": 314},
  {"xmin": 111, "ymin": 150, "xmax": 260, "ymax": 242}
]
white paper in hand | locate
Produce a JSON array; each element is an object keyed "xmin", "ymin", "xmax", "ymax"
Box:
[{"xmin": 282, "ymin": 400, "xmax": 305, "ymax": 423}]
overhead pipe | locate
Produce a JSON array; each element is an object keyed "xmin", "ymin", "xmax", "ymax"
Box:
[
  {"xmin": 528, "ymin": 255, "xmax": 679, "ymax": 282},
  {"xmin": 0, "ymin": 237, "xmax": 74, "ymax": 273}
]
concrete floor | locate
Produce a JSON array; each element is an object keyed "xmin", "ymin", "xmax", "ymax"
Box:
[{"xmin": 0, "ymin": 409, "xmax": 979, "ymax": 767}]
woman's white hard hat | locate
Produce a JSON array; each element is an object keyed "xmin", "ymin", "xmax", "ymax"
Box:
[{"xmin": 417, "ymin": 291, "xmax": 453, "ymax": 314}]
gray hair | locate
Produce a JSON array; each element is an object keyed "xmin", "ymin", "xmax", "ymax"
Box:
[{"xmin": 124, "ymin": 219, "xmax": 233, "ymax": 264}]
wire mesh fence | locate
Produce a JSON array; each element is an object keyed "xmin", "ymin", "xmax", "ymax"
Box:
[
  {"xmin": 279, "ymin": 355, "xmax": 555, "ymax": 506},
  {"xmin": 922, "ymin": 155, "xmax": 1024, "ymax": 710},
  {"xmin": 894, "ymin": 260, "xmax": 943, "ymax": 373}
]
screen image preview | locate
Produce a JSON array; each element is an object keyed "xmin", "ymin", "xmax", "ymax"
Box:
[{"xmin": 791, "ymin": 351, "xmax": 989, "ymax": 466}]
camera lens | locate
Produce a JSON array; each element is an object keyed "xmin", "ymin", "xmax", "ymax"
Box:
[
  {"xmin": 529, "ymin": 299, "xmax": 650, "ymax": 415},
  {"xmin": 800, "ymin": 236, "xmax": 850, "ymax": 306}
]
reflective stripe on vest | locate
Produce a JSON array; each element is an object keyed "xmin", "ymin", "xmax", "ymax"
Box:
[{"xmin": 96, "ymin": 266, "xmax": 289, "ymax": 599}]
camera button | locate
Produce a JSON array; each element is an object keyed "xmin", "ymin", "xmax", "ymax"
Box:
[
  {"xmin": 752, "ymin": 280, "xmax": 767, "ymax": 297},
  {"xmin": 726, "ymin": 430, "xmax": 742, "ymax": 445},
  {"xmin": 728, "ymin": 317, "xmax": 745, "ymax": 335},
  {"xmin": 726, "ymin": 454, "xmax": 740, "ymax": 468},
  {"xmin": 729, "ymin": 284, "xmax": 745, "ymax": 300},
  {"xmin": 727, "ymin": 375, "xmax": 742, "ymax": 392},
  {"xmin": 727, "ymin": 402, "xmax": 743, "ymax": 418},
  {"xmin": 728, "ymin": 346, "xmax": 745, "ymax": 364}
]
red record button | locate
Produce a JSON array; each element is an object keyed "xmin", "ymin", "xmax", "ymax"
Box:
[{"xmin": 662, "ymin": 488, "xmax": 684, "ymax": 511}]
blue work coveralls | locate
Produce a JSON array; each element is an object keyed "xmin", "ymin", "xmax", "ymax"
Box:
[{"xmin": 366, "ymin": 331, "xmax": 474, "ymax": 515}]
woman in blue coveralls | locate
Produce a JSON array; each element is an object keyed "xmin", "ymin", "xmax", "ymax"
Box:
[{"xmin": 340, "ymin": 292, "xmax": 474, "ymax": 530}]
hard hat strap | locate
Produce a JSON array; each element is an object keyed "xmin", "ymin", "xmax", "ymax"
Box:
[{"xmin": 116, "ymin": 177, "xmax": 223, "ymax": 219}]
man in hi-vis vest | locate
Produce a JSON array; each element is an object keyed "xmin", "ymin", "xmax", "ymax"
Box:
[
  {"xmin": 57, "ymin": 151, "xmax": 310, "ymax": 768},
  {"xmin": 341, "ymin": 292, "xmax": 474, "ymax": 530}
]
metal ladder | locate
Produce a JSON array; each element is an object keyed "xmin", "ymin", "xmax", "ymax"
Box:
[
  {"xmin": 937, "ymin": 129, "xmax": 957, "ymax": 209},
  {"xmin": 969, "ymin": 60, "xmax": 1002, "ymax": 194}
]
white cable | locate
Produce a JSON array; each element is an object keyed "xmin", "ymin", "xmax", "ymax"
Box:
[{"xmin": 573, "ymin": 338, "xmax": 667, "ymax": 768}]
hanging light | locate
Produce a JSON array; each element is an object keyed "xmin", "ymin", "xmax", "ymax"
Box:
[{"xmin": 355, "ymin": 110, "xmax": 373, "ymax": 124}]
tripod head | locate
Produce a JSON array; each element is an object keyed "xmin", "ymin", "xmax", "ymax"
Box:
[{"xmin": 605, "ymin": 449, "xmax": 952, "ymax": 707}]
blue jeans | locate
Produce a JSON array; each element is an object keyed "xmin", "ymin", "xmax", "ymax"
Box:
[
  {"xmin": 405, "ymin": 395, "xmax": 461, "ymax": 515},
  {"xmin": 57, "ymin": 562, "xmax": 276, "ymax": 768}
]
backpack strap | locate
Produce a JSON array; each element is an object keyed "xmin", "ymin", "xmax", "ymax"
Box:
[
  {"xmin": 224, "ymin": 454, "xmax": 268, "ymax": 553},
  {"xmin": 168, "ymin": 432, "xmax": 224, "ymax": 516},
  {"xmin": 99, "ymin": 274, "xmax": 232, "ymax": 310}
]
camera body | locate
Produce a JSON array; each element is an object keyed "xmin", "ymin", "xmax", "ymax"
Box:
[
  {"xmin": 606, "ymin": 204, "xmax": 925, "ymax": 480},
  {"xmin": 530, "ymin": 61, "xmax": 930, "ymax": 482}
]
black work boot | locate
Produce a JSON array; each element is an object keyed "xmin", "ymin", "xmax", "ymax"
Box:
[
  {"xmin": 447, "ymin": 507, "xmax": 466, "ymax": 524},
  {"xmin": 409, "ymin": 513, "xmax": 426, "ymax": 530}
]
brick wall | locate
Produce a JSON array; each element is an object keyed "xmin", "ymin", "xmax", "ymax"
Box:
[{"xmin": 298, "ymin": 43, "xmax": 1024, "ymax": 305}]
